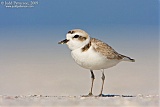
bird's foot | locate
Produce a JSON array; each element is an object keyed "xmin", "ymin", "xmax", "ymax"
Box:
[
  {"xmin": 95, "ymin": 93, "xmax": 105, "ymax": 97},
  {"xmin": 81, "ymin": 92, "xmax": 94, "ymax": 97}
]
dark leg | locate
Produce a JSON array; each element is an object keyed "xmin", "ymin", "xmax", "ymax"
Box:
[
  {"xmin": 82, "ymin": 70, "xmax": 95, "ymax": 97},
  {"xmin": 88, "ymin": 70, "xmax": 95, "ymax": 96},
  {"xmin": 99, "ymin": 70, "xmax": 105, "ymax": 96}
]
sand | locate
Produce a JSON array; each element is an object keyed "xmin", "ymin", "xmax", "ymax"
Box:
[{"xmin": 0, "ymin": 94, "xmax": 159, "ymax": 107}]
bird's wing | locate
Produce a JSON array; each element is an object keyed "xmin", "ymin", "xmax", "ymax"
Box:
[{"xmin": 91, "ymin": 38, "xmax": 124, "ymax": 60}]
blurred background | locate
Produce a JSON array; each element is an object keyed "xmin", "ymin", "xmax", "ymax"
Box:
[{"xmin": 0, "ymin": 0, "xmax": 159, "ymax": 96}]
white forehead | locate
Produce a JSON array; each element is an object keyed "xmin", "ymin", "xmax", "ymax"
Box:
[
  {"xmin": 66, "ymin": 29, "xmax": 89, "ymax": 39},
  {"xmin": 66, "ymin": 32, "xmax": 80, "ymax": 38}
]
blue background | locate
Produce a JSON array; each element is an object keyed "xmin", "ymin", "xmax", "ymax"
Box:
[
  {"xmin": 0, "ymin": 0, "xmax": 159, "ymax": 95},
  {"xmin": 0, "ymin": 0, "xmax": 158, "ymax": 27}
]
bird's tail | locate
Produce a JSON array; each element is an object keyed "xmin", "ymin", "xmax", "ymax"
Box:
[{"xmin": 120, "ymin": 54, "xmax": 135, "ymax": 62}]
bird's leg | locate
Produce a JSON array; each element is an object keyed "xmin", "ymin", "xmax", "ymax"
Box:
[
  {"xmin": 99, "ymin": 70, "xmax": 105, "ymax": 96},
  {"xmin": 88, "ymin": 70, "xmax": 95, "ymax": 96},
  {"xmin": 82, "ymin": 70, "xmax": 95, "ymax": 97}
]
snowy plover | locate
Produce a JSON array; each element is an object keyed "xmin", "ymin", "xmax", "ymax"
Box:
[{"xmin": 58, "ymin": 29, "xmax": 135, "ymax": 97}]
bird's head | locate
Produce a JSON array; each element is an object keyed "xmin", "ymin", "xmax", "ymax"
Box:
[{"xmin": 58, "ymin": 29, "xmax": 90, "ymax": 51}]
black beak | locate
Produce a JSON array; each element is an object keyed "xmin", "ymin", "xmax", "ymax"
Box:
[{"xmin": 58, "ymin": 39, "xmax": 69, "ymax": 44}]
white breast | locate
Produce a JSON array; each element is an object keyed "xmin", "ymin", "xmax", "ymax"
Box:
[{"xmin": 71, "ymin": 46, "xmax": 120, "ymax": 70}]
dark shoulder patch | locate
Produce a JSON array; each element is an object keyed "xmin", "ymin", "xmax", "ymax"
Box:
[{"xmin": 82, "ymin": 41, "xmax": 91, "ymax": 52}]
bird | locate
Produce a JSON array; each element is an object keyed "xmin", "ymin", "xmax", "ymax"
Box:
[{"xmin": 58, "ymin": 29, "xmax": 135, "ymax": 97}]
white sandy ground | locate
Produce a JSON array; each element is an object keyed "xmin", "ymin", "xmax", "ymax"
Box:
[{"xmin": 0, "ymin": 94, "xmax": 159, "ymax": 107}]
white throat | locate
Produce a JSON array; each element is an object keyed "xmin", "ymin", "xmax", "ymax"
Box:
[{"xmin": 67, "ymin": 36, "xmax": 91, "ymax": 51}]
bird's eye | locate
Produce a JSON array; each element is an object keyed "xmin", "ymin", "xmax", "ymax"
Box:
[{"xmin": 73, "ymin": 35, "xmax": 79, "ymax": 38}]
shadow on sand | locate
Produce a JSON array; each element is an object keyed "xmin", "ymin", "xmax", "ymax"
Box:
[
  {"xmin": 80, "ymin": 94, "xmax": 136, "ymax": 97},
  {"xmin": 100, "ymin": 94, "xmax": 135, "ymax": 97}
]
